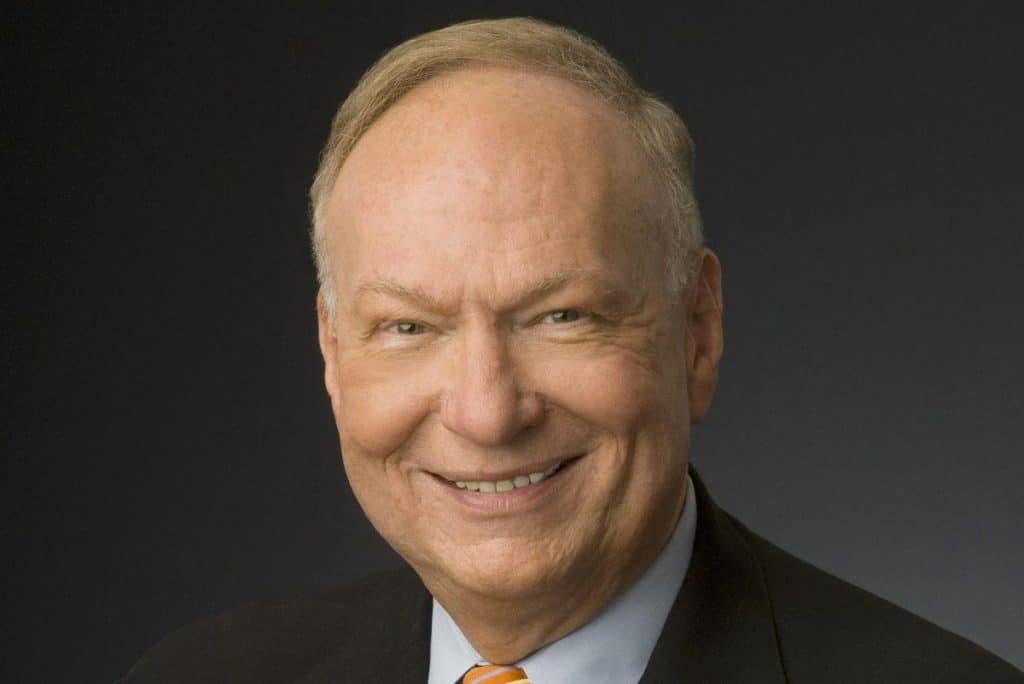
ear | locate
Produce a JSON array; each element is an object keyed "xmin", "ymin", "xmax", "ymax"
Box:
[
  {"xmin": 316, "ymin": 290, "xmax": 342, "ymax": 408},
  {"xmin": 684, "ymin": 249, "xmax": 724, "ymax": 425}
]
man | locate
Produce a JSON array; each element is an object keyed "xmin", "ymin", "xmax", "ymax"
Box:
[{"xmin": 123, "ymin": 18, "xmax": 1022, "ymax": 683}]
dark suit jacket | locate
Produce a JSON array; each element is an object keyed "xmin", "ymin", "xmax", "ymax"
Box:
[{"xmin": 122, "ymin": 472, "xmax": 1023, "ymax": 683}]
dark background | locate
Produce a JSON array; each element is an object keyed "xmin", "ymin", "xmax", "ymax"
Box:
[{"xmin": 6, "ymin": 1, "xmax": 1022, "ymax": 681}]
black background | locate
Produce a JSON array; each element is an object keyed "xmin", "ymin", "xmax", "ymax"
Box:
[{"xmin": 6, "ymin": 2, "xmax": 1023, "ymax": 681}]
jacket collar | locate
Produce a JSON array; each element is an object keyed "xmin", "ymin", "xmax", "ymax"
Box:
[{"xmin": 640, "ymin": 469, "xmax": 787, "ymax": 683}]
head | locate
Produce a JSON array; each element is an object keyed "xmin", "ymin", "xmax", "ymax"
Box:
[{"xmin": 313, "ymin": 17, "xmax": 723, "ymax": 640}]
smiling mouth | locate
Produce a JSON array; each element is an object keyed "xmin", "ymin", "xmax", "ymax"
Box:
[{"xmin": 441, "ymin": 456, "xmax": 579, "ymax": 493}]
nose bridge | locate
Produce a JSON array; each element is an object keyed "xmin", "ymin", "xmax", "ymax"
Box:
[
  {"xmin": 468, "ymin": 325, "xmax": 508, "ymax": 390},
  {"xmin": 442, "ymin": 320, "xmax": 542, "ymax": 445}
]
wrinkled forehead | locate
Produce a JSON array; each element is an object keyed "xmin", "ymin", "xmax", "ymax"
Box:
[{"xmin": 323, "ymin": 68, "xmax": 665, "ymax": 295}]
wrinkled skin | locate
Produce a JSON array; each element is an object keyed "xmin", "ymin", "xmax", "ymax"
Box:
[{"xmin": 317, "ymin": 68, "xmax": 723, "ymax": 662}]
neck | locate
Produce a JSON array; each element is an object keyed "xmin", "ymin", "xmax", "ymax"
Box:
[{"xmin": 439, "ymin": 572, "xmax": 614, "ymax": 664}]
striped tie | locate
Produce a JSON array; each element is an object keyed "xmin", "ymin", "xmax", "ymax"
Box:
[{"xmin": 459, "ymin": 664, "xmax": 531, "ymax": 684}]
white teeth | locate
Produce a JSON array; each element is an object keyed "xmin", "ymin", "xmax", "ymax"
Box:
[{"xmin": 454, "ymin": 462, "xmax": 563, "ymax": 493}]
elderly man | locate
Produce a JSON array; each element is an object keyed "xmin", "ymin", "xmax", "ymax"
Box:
[{"xmin": 123, "ymin": 18, "xmax": 1022, "ymax": 684}]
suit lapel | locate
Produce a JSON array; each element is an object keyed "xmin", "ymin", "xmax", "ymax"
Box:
[{"xmin": 641, "ymin": 470, "xmax": 788, "ymax": 683}]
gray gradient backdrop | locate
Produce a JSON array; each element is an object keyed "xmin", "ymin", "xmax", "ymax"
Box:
[{"xmin": 6, "ymin": 1, "xmax": 1022, "ymax": 682}]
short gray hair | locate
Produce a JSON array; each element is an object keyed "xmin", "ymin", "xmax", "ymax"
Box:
[{"xmin": 310, "ymin": 17, "xmax": 703, "ymax": 314}]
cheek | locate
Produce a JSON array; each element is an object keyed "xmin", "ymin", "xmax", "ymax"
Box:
[
  {"xmin": 333, "ymin": 355, "xmax": 439, "ymax": 460},
  {"xmin": 331, "ymin": 355, "xmax": 441, "ymax": 552},
  {"xmin": 535, "ymin": 349, "xmax": 674, "ymax": 433}
]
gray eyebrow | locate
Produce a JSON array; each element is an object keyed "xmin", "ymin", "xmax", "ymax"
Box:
[
  {"xmin": 354, "ymin": 279, "xmax": 452, "ymax": 314},
  {"xmin": 353, "ymin": 268, "xmax": 630, "ymax": 315}
]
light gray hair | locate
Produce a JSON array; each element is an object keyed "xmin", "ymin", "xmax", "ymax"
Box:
[{"xmin": 309, "ymin": 17, "xmax": 703, "ymax": 315}]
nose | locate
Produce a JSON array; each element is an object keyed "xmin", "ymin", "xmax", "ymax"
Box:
[{"xmin": 439, "ymin": 325, "xmax": 546, "ymax": 446}]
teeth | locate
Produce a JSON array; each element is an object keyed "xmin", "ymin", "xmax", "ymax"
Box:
[{"xmin": 454, "ymin": 462, "xmax": 563, "ymax": 493}]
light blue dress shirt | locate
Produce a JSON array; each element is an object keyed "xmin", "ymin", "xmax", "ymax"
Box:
[{"xmin": 428, "ymin": 474, "xmax": 698, "ymax": 684}]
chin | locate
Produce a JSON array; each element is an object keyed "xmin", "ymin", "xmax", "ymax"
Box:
[
  {"xmin": 461, "ymin": 567, "xmax": 565, "ymax": 603},
  {"xmin": 422, "ymin": 539, "xmax": 582, "ymax": 603}
]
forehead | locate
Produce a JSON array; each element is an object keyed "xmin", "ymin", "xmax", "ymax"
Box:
[{"xmin": 324, "ymin": 68, "xmax": 662, "ymax": 300}]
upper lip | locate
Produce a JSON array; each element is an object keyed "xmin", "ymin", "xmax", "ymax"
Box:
[{"xmin": 429, "ymin": 455, "xmax": 576, "ymax": 482}]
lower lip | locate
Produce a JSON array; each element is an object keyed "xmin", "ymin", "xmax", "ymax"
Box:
[{"xmin": 433, "ymin": 457, "xmax": 581, "ymax": 516}]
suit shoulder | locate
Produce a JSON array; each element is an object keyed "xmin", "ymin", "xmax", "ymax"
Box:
[
  {"xmin": 731, "ymin": 518, "xmax": 1023, "ymax": 683},
  {"xmin": 121, "ymin": 566, "xmax": 424, "ymax": 684}
]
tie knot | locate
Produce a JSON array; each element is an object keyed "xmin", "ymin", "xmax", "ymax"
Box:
[{"xmin": 460, "ymin": 664, "xmax": 531, "ymax": 684}]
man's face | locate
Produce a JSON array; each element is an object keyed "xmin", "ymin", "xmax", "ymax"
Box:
[{"xmin": 318, "ymin": 69, "xmax": 703, "ymax": 607}]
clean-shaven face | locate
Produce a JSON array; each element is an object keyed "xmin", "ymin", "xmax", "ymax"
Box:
[{"xmin": 318, "ymin": 68, "xmax": 692, "ymax": 606}]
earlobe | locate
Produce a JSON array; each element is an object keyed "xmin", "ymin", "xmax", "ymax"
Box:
[{"xmin": 684, "ymin": 249, "xmax": 724, "ymax": 425}]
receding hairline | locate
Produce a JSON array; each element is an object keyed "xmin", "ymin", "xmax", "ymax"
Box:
[
  {"xmin": 363, "ymin": 64, "xmax": 640, "ymax": 137},
  {"xmin": 310, "ymin": 17, "xmax": 704, "ymax": 315},
  {"xmin": 330, "ymin": 64, "xmax": 663, "ymax": 214},
  {"xmin": 316, "ymin": 59, "xmax": 657, "ymax": 226}
]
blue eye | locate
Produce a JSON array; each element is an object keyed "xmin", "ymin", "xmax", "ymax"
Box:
[
  {"xmin": 392, "ymin": 321, "xmax": 426, "ymax": 335},
  {"xmin": 545, "ymin": 309, "xmax": 582, "ymax": 324}
]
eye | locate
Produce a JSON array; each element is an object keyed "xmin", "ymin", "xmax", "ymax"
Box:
[
  {"xmin": 542, "ymin": 309, "xmax": 583, "ymax": 324},
  {"xmin": 388, "ymin": 321, "xmax": 427, "ymax": 335}
]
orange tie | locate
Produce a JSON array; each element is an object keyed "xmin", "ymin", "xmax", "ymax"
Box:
[{"xmin": 459, "ymin": 664, "xmax": 532, "ymax": 684}]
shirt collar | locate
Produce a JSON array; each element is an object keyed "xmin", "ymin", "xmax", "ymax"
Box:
[{"xmin": 428, "ymin": 474, "xmax": 698, "ymax": 684}]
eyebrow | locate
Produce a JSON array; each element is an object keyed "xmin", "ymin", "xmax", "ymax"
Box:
[
  {"xmin": 354, "ymin": 268, "xmax": 634, "ymax": 315},
  {"xmin": 354, "ymin": 278, "xmax": 453, "ymax": 314}
]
